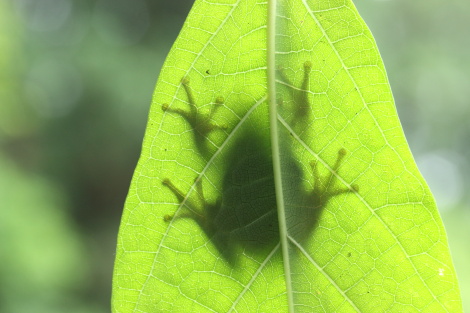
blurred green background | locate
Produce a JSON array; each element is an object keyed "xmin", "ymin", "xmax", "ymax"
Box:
[{"xmin": 0, "ymin": 0, "xmax": 468, "ymax": 312}]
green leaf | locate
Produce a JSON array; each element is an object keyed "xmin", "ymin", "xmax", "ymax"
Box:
[{"xmin": 112, "ymin": 0, "xmax": 462, "ymax": 312}]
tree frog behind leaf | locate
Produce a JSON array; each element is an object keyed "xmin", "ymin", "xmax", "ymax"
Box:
[{"xmin": 162, "ymin": 131, "xmax": 279, "ymax": 265}]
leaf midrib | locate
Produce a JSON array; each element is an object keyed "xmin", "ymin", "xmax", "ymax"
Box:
[{"xmin": 266, "ymin": 1, "xmax": 296, "ymax": 313}]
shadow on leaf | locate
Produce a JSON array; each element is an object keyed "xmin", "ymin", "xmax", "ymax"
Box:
[{"xmin": 163, "ymin": 130, "xmax": 279, "ymax": 265}]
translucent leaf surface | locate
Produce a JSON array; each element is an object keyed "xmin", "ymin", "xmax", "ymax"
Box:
[{"xmin": 112, "ymin": 0, "xmax": 462, "ymax": 312}]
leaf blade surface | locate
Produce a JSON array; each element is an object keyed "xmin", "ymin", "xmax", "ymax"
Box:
[{"xmin": 112, "ymin": 0, "xmax": 462, "ymax": 312}]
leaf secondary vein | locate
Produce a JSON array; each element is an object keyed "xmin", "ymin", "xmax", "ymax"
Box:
[
  {"xmin": 227, "ymin": 243, "xmax": 281, "ymax": 313},
  {"xmin": 288, "ymin": 235, "xmax": 361, "ymax": 312}
]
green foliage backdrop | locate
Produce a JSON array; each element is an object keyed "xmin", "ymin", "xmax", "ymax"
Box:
[{"xmin": 1, "ymin": 0, "xmax": 469, "ymax": 312}]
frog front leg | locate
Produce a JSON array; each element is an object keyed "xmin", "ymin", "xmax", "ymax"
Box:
[
  {"xmin": 162, "ymin": 177, "xmax": 219, "ymax": 235},
  {"xmin": 161, "ymin": 78, "xmax": 227, "ymax": 155}
]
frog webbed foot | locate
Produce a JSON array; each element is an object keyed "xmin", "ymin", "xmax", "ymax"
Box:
[
  {"xmin": 161, "ymin": 78, "xmax": 227, "ymax": 150},
  {"xmin": 162, "ymin": 177, "xmax": 220, "ymax": 234},
  {"xmin": 307, "ymin": 148, "xmax": 358, "ymax": 209}
]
